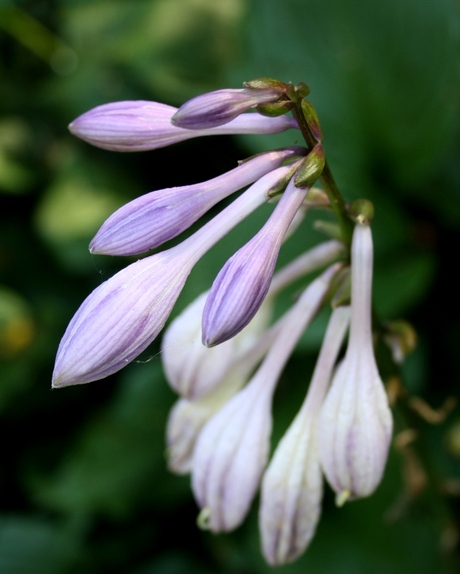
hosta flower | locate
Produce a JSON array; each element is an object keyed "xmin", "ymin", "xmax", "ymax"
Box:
[
  {"xmin": 69, "ymin": 101, "xmax": 298, "ymax": 152},
  {"xmin": 202, "ymin": 145, "xmax": 325, "ymax": 346},
  {"xmin": 53, "ymin": 165, "xmax": 294, "ymax": 387},
  {"xmin": 318, "ymin": 223, "xmax": 393, "ymax": 501},
  {"xmin": 259, "ymin": 306, "xmax": 350, "ymax": 565},
  {"xmin": 191, "ymin": 264, "xmax": 340, "ymax": 532},
  {"xmin": 171, "ymin": 87, "xmax": 286, "ymax": 129},
  {"xmin": 54, "ymin": 80, "xmax": 398, "ymax": 566},
  {"xmin": 90, "ymin": 147, "xmax": 302, "ymax": 256}
]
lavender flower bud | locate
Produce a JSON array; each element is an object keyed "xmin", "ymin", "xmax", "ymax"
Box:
[
  {"xmin": 171, "ymin": 88, "xmax": 284, "ymax": 129},
  {"xmin": 52, "ymin": 250, "xmax": 192, "ymax": 387},
  {"xmin": 90, "ymin": 148, "xmax": 303, "ymax": 256},
  {"xmin": 69, "ymin": 101, "xmax": 298, "ymax": 152},
  {"xmin": 202, "ymin": 178, "xmax": 309, "ymax": 347},
  {"xmin": 318, "ymin": 224, "xmax": 393, "ymax": 501},
  {"xmin": 53, "ymin": 166, "xmax": 293, "ymax": 387}
]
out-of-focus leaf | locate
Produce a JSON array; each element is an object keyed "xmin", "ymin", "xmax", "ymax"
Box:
[
  {"xmin": 135, "ymin": 552, "xmax": 214, "ymax": 574},
  {"xmin": 0, "ymin": 286, "xmax": 35, "ymax": 359},
  {"xmin": 0, "ymin": 516, "xmax": 80, "ymax": 574},
  {"xmin": 235, "ymin": 0, "xmax": 460, "ymax": 191},
  {"xmin": 29, "ymin": 363, "xmax": 188, "ymax": 518},
  {"xmin": 0, "ymin": 118, "xmax": 35, "ymax": 194},
  {"xmin": 374, "ymin": 251, "xmax": 436, "ymax": 317}
]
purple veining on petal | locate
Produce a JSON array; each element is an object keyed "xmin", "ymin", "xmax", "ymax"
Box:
[
  {"xmin": 202, "ymin": 179, "xmax": 309, "ymax": 346},
  {"xmin": 172, "ymin": 88, "xmax": 282, "ymax": 129},
  {"xmin": 52, "ymin": 251, "xmax": 191, "ymax": 387},
  {"xmin": 69, "ymin": 101, "xmax": 298, "ymax": 152},
  {"xmin": 90, "ymin": 148, "xmax": 304, "ymax": 256}
]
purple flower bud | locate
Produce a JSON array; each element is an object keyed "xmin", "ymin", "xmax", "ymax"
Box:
[
  {"xmin": 171, "ymin": 88, "xmax": 284, "ymax": 129},
  {"xmin": 319, "ymin": 224, "xmax": 393, "ymax": 501},
  {"xmin": 90, "ymin": 148, "xmax": 303, "ymax": 256},
  {"xmin": 202, "ymin": 178, "xmax": 309, "ymax": 347},
  {"xmin": 52, "ymin": 250, "xmax": 192, "ymax": 387},
  {"xmin": 68, "ymin": 101, "xmax": 298, "ymax": 152},
  {"xmin": 53, "ymin": 165, "xmax": 293, "ymax": 387}
]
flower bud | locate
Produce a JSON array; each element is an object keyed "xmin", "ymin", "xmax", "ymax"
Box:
[
  {"xmin": 318, "ymin": 224, "xmax": 393, "ymax": 500},
  {"xmin": 259, "ymin": 307, "xmax": 350, "ymax": 565},
  {"xmin": 90, "ymin": 148, "xmax": 302, "ymax": 256},
  {"xmin": 69, "ymin": 101, "xmax": 298, "ymax": 152},
  {"xmin": 202, "ymin": 178, "xmax": 309, "ymax": 346},
  {"xmin": 192, "ymin": 372, "xmax": 274, "ymax": 532},
  {"xmin": 171, "ymin": 88, "xmax": 285, "ymax": 129}
]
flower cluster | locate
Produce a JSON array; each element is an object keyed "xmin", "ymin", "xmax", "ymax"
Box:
[{"xmin": 53, "ymin": 80, "xmax": 393, "ymax": 565}]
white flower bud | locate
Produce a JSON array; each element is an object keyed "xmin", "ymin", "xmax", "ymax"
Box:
[{"xmin": 318, "ymin": 224, "xmax": 393, "ymax": 501}]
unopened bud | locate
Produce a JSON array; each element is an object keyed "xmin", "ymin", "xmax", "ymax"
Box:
[{"xmin": 294, "ymin": 144, "xmax": 325, "ymax": 189}]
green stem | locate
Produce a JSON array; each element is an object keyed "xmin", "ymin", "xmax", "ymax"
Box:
[{"xmin": 291, "ymin": 103, "xmax": 353, "ymax": 250}]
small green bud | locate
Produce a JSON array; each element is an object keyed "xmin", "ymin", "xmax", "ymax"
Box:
[
  {"xmin": 294, "ymin": 144, "xmax": 325, "ymax": 188},
  {"xmin": 349, "ymin": 199, "xmax": 375, "ymax": 225},
  {"xmin": 267, "ymin": 162, "xmax": 300, "ymax": 197},
  {"xmin": 295, "ymin": 82, "xmax": 310, "ymax": 98},
  {"xmin": 243, "ymin": 77, "xmax": 287, "ymax": 91},
  {"xmin": 256, "ymin": 100, "xmax": 294, "ymax": 117},
  {"xmin": 301, "ymin": 100, "xmax": 323, "ymax": 142},
  {"xmin": 285, "ymin": 82, "xmax": 311, "ymax": 104}
]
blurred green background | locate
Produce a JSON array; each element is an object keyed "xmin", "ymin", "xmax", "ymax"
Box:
[{"xmin": 1, "ymin": 0, "xmax": 460, "ymax": 572}]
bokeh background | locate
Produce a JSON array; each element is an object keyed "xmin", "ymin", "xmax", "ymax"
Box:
[{"xmin": 1, "ymin": 0, "xmax": 460, "ymax": 572}]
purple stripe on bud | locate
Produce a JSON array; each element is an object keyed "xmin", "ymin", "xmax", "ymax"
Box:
[
  {"xmin": 52, "ymin": 250, "xmax": 193, "ymax": 387},
  {"xmin": 69, "ymin": 101, "xmax": 298, "ymax": 152},
  {"xmin": 90, "ymin": 148, "xmax": 304, "ymax": 256},
  {"xmin": 202, "ymin": 178, "xmax": 309, "ymax": 347},
  {"xmin": 172, "ymin": 88, "xmax": 283, "ymax": 129},
  {"xmin": 52, "ymin": 166, "xmax": 293, "ymax": 387},
  {"xmin": 192, "ymin": 371, "xmax": 274, "ymax": 532}
]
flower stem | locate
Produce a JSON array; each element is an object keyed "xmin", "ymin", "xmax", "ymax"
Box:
[{"xmin": 291, "ymin": 103, "xmax": 353, "ymax": 250}]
